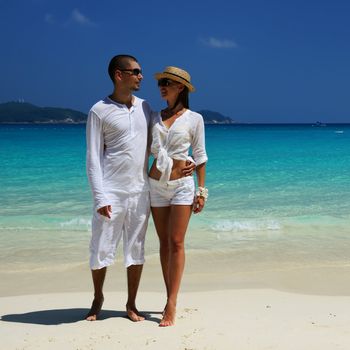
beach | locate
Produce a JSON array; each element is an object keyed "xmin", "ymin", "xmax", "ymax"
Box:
[
  {"xmin": 2, "ymin": 252, "xmax": 350, "ymax": 350},
  {"xmin": 2, "ymin": 0, "xmax": 350, "ymax": 346},
  {"xmin": 2, "ymin": 290, "xmax": 350, "ymax": 350},
  {"xmin": 1, "ymin": 123, "xmax": 350, "ymax": 348}
]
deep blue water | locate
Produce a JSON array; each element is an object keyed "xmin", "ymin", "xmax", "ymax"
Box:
[{"xmin": 1, "ymin": 123, "xmax": 350, "ymax": 266}]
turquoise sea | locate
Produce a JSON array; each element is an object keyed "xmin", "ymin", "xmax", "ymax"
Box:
[{"xmin": 1, "ymin": 123, "xmax": 350, "ymax": 270}]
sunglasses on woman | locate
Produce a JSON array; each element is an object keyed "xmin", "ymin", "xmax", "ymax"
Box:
[{"xmin": 158, "ymin": 78, "xmax": 176, "ymax": 87}]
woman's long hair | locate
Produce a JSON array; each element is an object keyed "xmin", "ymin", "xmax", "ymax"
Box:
[{"xmin": 174, "ymin": 86, "xmax": 189, "ymax": 109}]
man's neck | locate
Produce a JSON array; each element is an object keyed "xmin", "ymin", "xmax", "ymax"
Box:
[{"xmin": 109, "ymin": 90, "xmax": 134, "ymax": 109}]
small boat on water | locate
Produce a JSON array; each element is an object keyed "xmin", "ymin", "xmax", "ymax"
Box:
[{"xmin": 312, "ymin": 121, "xmax": 327, "ymax": 127}]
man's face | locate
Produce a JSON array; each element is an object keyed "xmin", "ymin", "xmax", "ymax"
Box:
[{"xmin": 117, "ymin": 61, "xmax": 143, "ymax": 91}]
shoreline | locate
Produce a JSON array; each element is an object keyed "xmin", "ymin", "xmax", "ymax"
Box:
[{"xmin": 2, "ymin": 250, "xmax": 350, "ymax": 297}]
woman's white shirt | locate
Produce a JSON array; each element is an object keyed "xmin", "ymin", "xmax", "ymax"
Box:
[{"xmin": 150, "ymin": 109, "xmax": 208, "ymax": 183}]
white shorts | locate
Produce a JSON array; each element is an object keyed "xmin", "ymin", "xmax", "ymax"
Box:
[
  {"xmin": 89, "ymin": 191, "xmax": 150, "ymax": 269},
  {"xmin": 149, "ymin": 176, "xmax": 195, "ymax": 207}
]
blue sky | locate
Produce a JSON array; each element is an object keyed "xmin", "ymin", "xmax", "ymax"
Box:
[{"xmin": 1, "ymin": 0, "xmax": 349, "ymax": 123}]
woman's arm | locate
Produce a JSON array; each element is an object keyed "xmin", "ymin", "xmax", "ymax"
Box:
[
  {"xmin": 191, "ymin": 113, "xmax": 208, "ymax": 214},
  {"xmin": 193, "ymin": 162, "xmax": 207, "ymax": 214}
]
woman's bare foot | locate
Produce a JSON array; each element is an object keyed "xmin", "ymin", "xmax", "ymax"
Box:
[
  {"xmin": 85, "ymin": 297, "xmax": 104, "ymax": 321},
  {"xmin": 126, "ymin": 304, "xmax": 145, "ymax": 322},
  {"xmin": 159, "ymin": 301, "xmax": 176, "ymax": 327}
]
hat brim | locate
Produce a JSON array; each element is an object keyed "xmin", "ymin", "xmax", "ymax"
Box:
[{"xmin": 154, "ymin": 72, "xmax": 195, "ymax": 92}]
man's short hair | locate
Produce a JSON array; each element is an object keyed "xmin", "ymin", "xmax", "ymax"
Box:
[{"xmin": 108, "ymin": 55, "xmax": 138, "ymax": 83}]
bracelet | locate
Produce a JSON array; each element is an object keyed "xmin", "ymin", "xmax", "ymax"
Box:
[{"xmin": 196, "ymin": 186, "xmax": 208, "ymax": 201}]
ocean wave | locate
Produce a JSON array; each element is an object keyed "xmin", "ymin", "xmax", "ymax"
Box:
[
  {"xmin": 0, "ymin": 226, "xmax": 53, "ymax": 231},
  {"xmin": 0, "ymin": 217, "xmax": 92, "ymax": 232},
  {"xmin": 60, "ymin": 217, "xmax": 91, "ymax": 229},
  {"xmin": 210, "ymin": 219, "xmax": 282, "ymax": 232}
]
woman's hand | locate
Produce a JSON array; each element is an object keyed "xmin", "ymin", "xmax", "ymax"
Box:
[{"xmin": 193, "ymin": 195, "xmax": 205, "ymax": 213}]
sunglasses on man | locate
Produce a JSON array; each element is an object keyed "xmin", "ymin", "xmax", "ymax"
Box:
[{"xmin": 118, "ymin": 68, "xmax": 143, "ymax": 76}]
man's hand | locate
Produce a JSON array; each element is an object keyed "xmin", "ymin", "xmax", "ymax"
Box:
[
  {"xmin": 192, "ymin": 196, "xmax": 205, "ymax": 214},
  {"xmin": 182, "ymin": 160, "xmax": 196, "ymax": 177},
  {"xmin": 97, "ymin": 205, "xmax": 112, "ymax": 218}
]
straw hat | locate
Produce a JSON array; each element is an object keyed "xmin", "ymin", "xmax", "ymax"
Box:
[{"xmin": 154, "ymin": 66, "xmax": 195, "ymax": 92}]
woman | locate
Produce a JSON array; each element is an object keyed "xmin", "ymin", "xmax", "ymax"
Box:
[{"xmin": 149, "ymin": 66, "xmax": 208, "ymax": 327}]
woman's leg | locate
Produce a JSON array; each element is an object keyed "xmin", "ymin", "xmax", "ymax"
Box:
[
  {"xmin": 161, "ymin": 204, "xmax": 192, "ymax": 327},
  {"xmin": 151, "ymin": 206, "xmax": 171, "ymax": 297}
]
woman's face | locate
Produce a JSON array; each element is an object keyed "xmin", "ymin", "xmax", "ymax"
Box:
[{"xmin": 158, "ymin": 78, "xmax": 184, "ymax": 102}]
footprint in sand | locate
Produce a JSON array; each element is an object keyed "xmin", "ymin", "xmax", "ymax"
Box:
[{"xmin": 180, "ymin": 308, "xmax": 199, "ymax": 319}]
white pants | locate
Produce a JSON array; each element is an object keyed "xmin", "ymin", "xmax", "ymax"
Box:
[{"xmin": 89, "ymin": 191, "xmax": 150, "ymax": 269}]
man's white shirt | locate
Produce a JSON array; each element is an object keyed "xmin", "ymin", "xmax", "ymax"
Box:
[{"xmin": 86, "ymin": 96, "xmax": 152, "ymax": 210}]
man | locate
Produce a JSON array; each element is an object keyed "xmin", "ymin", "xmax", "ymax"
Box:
[{"xmin": 85, "ymin": 55, "xmax": 151, "ymax": 321}]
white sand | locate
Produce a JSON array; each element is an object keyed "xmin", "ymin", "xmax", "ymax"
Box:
[
  {"xmin": 1, "ymin": 252, "xmax": 350, "ymax": 349},
  {"xmin": 1, "ymin": 290, "xmax": 350, "ymax": 350}
]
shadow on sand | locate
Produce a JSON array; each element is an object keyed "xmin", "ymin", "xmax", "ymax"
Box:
[{"xmin": 1, "ymin": 309, "xmax": 162, "ymax": 325}]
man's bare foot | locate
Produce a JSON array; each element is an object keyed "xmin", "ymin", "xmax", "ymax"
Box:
[
  {"xmin": 159, "ymin": 301, "xmax": 176, "ymax": 327},
  {"xmin": 85, "ymin": 297, "xmax": 104, "ymax": 321},
  {"xmin": 126, "ymin": 304, "xmax": 145, "ymax": 322}
]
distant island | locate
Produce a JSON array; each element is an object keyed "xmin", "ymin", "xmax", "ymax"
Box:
[
  {"xmin": 0, "ymin": 102, "xmax": 235, "ymax": 124},
  {"xmin": 0, "ymin": 102, "xmax": 87, "ymax": 124},
  {"xmin": 196, "ymin": 109, "xmax": 235, "ymax": 124}
]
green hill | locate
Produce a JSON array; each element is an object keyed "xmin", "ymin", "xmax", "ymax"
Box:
[
  {"xmin": 0, "ymin": 102, "xmax": 234, "ymax": 124},
  {"xmin": 0, "ymin": 102, "xmax": 87, "ymax": 123},
  {"xmin": 198, "ymin": 110, "xmax": 235, "ymax": 124}
]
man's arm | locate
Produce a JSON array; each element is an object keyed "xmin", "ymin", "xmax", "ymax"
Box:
[{"xmin": 86, "ymin": 111, "xmax": 110, "ymax": 215}]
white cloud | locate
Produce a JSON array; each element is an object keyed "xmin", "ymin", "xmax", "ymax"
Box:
[
  {"xmin": 44, "ymin": 13, "xmax": 55, "ymax": 24},
  {"xmin": 200, "ymin": 37, "xmax": 238, "ymax": 49},
  {"xmin": 70, "ymin": 9, "xmax": 96, "ymax": 26}
]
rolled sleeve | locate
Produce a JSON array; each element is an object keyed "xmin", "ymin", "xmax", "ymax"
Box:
[{"xmin": 191, "ymin": 114, "xmax": 208, "ymax": 166}]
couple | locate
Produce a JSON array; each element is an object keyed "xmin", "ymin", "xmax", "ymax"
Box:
[{"xmin": 85, "ymin": 54, "xmax": 208, "ymax": 327}]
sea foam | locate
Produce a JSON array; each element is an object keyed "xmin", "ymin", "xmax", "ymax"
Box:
[
  {"xmin": 60, "ymin": 217, "xmax": 91, "ymax": 230},
  {"xmin": 210, "ymin": 219, "xmax": 281, "ymax": 232}
]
